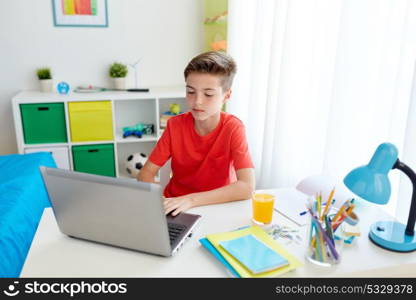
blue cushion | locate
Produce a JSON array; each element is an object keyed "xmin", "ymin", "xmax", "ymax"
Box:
[{"xmin": 0, "ymin": 152, "xmax": 56, "ymax": 277}]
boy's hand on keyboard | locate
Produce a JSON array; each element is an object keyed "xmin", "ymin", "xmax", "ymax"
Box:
[{"xmin": 163, "ymin": 194, "xmax": 196, "ymax": 216}]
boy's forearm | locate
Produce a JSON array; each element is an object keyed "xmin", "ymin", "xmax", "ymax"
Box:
[
  {"xmin": 192, "ymin": 180, "xmax": 254, "ymax": 207},
  {"xmin": 137, "ymin": 170, "xmax": 157, "ymax": 183}
]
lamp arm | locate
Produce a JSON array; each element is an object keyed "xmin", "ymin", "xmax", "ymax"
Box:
[{"xmin": 393, "ymin": 159, "xmax": 416, "ymax": 236}]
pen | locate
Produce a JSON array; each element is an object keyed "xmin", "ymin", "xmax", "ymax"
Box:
[{"xmin": 300, "ymin": 201, "xmax": 328, "ymax": 216}]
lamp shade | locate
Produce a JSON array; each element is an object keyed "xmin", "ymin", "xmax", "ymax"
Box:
[{"xmin": 343, "ymin": 143, "xmax": 398, "ymax": 204}]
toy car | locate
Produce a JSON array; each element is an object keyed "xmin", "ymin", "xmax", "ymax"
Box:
[
  {"xmin": 123, "ymin": 130, "xmax": 143, "ymax": 138},
  {"xmin": 122, "ymin": 123, "xmax": 155, "ymax": 137}
]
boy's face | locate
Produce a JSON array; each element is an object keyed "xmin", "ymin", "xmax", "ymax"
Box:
[{"xmin": 185, "ymin": 72, "xmax": 231, "ymax": 122}]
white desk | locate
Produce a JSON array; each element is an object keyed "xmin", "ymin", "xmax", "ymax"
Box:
[{"xmin": 21, "ymin": 188, "xmax": 416, "ymax": 277}]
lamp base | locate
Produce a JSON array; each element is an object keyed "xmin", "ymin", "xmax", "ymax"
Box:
[{"xmin": 369, "ymin": 221, "xmax": 416, "ymax": 252}]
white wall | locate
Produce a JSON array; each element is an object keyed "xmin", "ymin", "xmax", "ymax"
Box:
[{"xmin": 0, "ymin": 0, "xmax": 203, "ymax": 154}]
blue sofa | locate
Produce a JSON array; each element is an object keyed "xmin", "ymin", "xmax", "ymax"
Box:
[{"xmin": 0, "ymin": 152, "xmax": 56, "ymax": 277}]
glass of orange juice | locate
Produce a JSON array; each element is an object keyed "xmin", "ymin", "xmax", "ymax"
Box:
[{"xmin": 252, "ymin": 193, "xmax": 275, "ymax": 226}]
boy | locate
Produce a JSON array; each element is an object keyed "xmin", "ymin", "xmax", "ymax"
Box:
[{"xmin": 137, "ymin": 51, "xmax": 255, "ymax": 216}]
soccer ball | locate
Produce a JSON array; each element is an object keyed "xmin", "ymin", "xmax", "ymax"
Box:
[{"xmin": 125, "ymin": 152, "xmax": 148, "ymax": 178}]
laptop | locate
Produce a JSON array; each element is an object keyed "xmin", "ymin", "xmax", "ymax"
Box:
[{"xmin": 39, "ymin": 167, "xmax": 201, "ymax": 257}]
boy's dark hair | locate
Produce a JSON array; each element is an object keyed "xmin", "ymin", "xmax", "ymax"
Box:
[{"xmin": 184, "ymin": 51, "xmax": 237, "ymax": 90}]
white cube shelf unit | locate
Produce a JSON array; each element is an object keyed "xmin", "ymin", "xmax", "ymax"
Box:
[{"xmin": 12, "ymin": 87, "xmax": 187, "ymax": 179}]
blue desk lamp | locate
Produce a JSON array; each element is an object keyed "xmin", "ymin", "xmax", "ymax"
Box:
[{"xmin": 344, "ymin": 143, "xmax": 416, "ymax": 252}]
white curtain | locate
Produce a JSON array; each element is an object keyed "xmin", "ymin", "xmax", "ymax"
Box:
[{"xmin": 228, "ymin": 0, "xmax": 416, "ymax": 219}]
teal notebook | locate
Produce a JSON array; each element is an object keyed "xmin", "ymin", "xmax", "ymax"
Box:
[
  {"xmin": 199, "ymin": 238, "xmax": 240, "ymax": 278},
  {"xmin": 219, "ymin": 234, "xmax": 289, "ymax": 274}
]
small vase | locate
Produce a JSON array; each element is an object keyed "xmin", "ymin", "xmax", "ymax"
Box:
[
  {"xmin": 39, "ymin": 79, "xmax": 53, "ymax": 93},
  {"xmin": 113, "ymin": 77, "xmax": 126, "ymax": 90}
]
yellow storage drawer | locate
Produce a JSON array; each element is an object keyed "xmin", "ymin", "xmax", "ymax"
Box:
[{"xmin": 68, "ymin": 101, "xmax": 113, "ymax": 142}]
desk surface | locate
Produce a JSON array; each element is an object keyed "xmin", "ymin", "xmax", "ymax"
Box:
[{"xmin": 21, "ymin": 188, "xmax": 416, "ymax": 277}]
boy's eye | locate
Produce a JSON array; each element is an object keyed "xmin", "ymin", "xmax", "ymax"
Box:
[
  {"xmin": 205, "ymin": 94, "xmax": 214, "ymax": 97},
  {"xmin": 186, "ymin": 91, "xmax": 195, "ymax": 94}
]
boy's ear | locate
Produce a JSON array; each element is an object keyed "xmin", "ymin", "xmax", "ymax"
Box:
[{"xmin": 223, "ymin": 89, "xmax": 232, "ymax": 103}]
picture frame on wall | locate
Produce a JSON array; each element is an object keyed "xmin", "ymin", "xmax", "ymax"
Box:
[{"xmin": 52, "ymin": 0, "xmax": 108, "ymax": 27}]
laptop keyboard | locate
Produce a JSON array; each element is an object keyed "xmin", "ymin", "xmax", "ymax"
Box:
[{"xmin": 168, "ymin": 223, "xmax": 187, "ymax": 245}]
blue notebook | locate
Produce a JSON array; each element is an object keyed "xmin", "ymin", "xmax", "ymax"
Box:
[
  {"xmin": 219, "ymin": 234, "xmax": 289, "ymax": 274},
  {"xmin": 199, "ymin": 238, "xmax": 240, "ymax": 277}
]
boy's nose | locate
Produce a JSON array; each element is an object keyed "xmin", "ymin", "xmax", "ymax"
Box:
[{"xmin": 195, "ymin": 94, "xmax": 203, "ymax": 105}]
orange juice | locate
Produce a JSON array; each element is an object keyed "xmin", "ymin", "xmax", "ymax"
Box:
[{"xmin": 252, "ymin": 193, "xmax": 275, "ymax": 225}]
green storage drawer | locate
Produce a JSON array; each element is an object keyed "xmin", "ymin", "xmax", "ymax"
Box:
[
  {"xmin": 72, "ymin": 144, "xmax": 116, "ymax": 177},
  {"xmin": 20, "ymin": 103, "xmax": 67, "ymax": 144}
]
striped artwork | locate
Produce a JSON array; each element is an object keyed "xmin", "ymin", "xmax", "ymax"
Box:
[{"xmin": 62, "ymin": 0, "xmax": 97, "ymax": 15}]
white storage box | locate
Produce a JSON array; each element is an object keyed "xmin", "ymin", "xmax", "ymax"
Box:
[{"xmin": 24, "ymin": 146, "xmax": 70, "ymax": 170}]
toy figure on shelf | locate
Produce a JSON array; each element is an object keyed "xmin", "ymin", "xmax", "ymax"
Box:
[
  {"xmin": 160, "ymin": 103, "xmax": 183, "ymax": 129},
  {"xmin": 122, "ymin": 123, "xmax": 155, "ymax": 138},
  {"xmin": 170, "ymin": 103, "xmax": 181, "ymax": 115}
]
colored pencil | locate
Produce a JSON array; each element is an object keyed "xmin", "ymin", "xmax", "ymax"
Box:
[
  {"xmin": 313, "ymin": 216, "xmax": 339, "ymax": 261},
  {"xmin": 332, "ymin": 199, "xmax": 351, "ymax": 223},
  {"xmin": 321, "ymin": 187, "xmax": 335, "ymax": 221}
]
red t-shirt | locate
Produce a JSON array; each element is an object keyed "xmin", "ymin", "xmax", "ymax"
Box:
[{"xmin": 149, "ymin": 112, "xmax": 254, "ymax": 197}]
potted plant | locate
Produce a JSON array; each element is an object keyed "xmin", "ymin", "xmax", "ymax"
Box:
[
  {"xmin": 36, "ymin": 68, "xmax": 53, "ymax": 92},
  {"xmin": 109, "ymin": 62, "xmax": 128, "ymax": 90}
]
